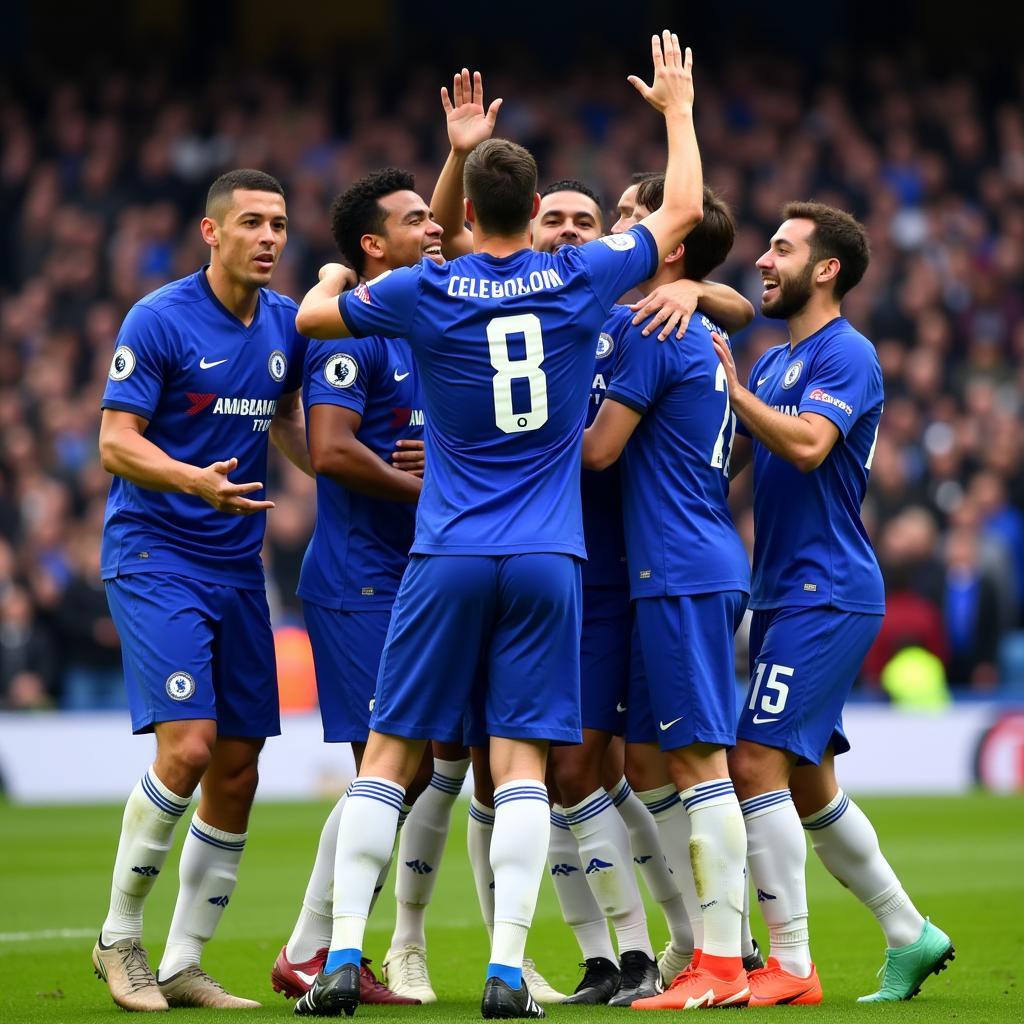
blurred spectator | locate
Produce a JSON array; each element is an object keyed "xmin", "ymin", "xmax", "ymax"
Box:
[
  {"xmin": 944, "ymin": 527, "xmax": 1001, "ymax": 691},
  {"xmin": 1, "ymin": 585, "xmax": 55, "ymax": 708},
  {"xmin": 51, "ymin": 528, "xmax": 125, "ymax": 710},
  {"xmin": 1, "ymin": 42, "xmax": 1023, "ymax": 702}
]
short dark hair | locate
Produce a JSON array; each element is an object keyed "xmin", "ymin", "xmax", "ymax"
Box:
[
  {"xmin": 541, "ymin": 178, "xmax": 602, "ymax": 211},
  {"xmin": 782, "ymin": 201, "xmax": 870, "ymax": 299},
  {"xmin": 206, "ymin": 169, "xmax": 284, "ymax": 219},
  {"xmin": 464, "ymin": 139, "xmax": 538, "ymax": 237},
  {"xmin": 636, "ymin": 177, "xmax": 735, "ymax": 281},
  {"xmin": 330, "ymin": 168, "xmax": 416, "ymax": 276},
  {"xmin": 630, "ymin": 171, "xmax": 660, "ymax": 185}
]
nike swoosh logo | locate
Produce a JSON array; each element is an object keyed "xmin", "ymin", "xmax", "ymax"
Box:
[
  {"xmin": 616, "ymin": 703, "xmax": 627, "ymax": 713},
  {"xmin": 199, "ymin": 357, "xmax": 228, "ymax": 369},
  {"xmin": 751, "ymin": 714, "xmax": 780, "ymax": 724},
  {"xmin": 394, "ymin": 370, "xmax": 410, "ymax": 381},
  {"xmin": 294, "ymin": 970, "xmax": 317, "ymax": 986},
  {"xmin": 659, "ymin": 716, "xmax": 684, "ymax": 731},
  {"xmin": 685, "ymin": 989, "xmax": 715, "ymax": 1009},
  {"xmin": 756, "ymin": 375, "xmax": 769, "ymax": 386}
]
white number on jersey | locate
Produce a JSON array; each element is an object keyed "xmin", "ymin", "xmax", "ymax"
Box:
[
  {"xmin": 710, "ymin": 362, "xmax": 737, "ymax": 476},
  {"xmin": 487, "ymin": 314, "xmax": 548, "ymax": 434},
  {"xmin": 748, "ymin": 662, "xmax": 794, "ymax": 718}
]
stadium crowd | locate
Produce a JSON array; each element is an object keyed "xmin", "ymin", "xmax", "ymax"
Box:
[{"xmin": 2, "ymin": 51, "xmax": 1023, "ymax": 709}]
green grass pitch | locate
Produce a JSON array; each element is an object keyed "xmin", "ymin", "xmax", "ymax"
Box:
[{"xmin": 1, "ymin": 794, "xmax": 1021, "ymax": 1023}]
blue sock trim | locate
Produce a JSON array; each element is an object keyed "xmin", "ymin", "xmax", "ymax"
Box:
[
  {"xmin": 487, "ymin": 962, "xmax": 522, "ymax": 989},
  {"xmin": 325, "ymin": 948, "xmax": 361, "ymax": 974}
]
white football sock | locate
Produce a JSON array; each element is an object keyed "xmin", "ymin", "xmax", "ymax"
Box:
[
  {"xmin": 489, "ymin": 780, "xmax": 549, "ymax": 970},
  {"xmin": 331, "ymin": 778, "xmax": 404, "ymax": 953},
  {"xmin": 741, "ymin": 790, "xmax": 811, "ymax": 977},
  {"xmin": 802, "ymin": 790, "xmax": 925, "ymax": 949},
  {"xmin": 286, "ymin": 793, "xmax": 346, "ymax": 962},
  {"xmin": 740, "ymin": 867, "xmax": 755, "ymax": 959},
  {"xmin": 366, "ymin": 803, "xmax": 408, "ymax": 918},
  {"xmin": 680, "ymin": 779, "xmax": 746, "ymax": 960},
  {"xmin": 636, "ymin": 785, "xmax": 700, "ymax": 952},
  {"xmin": 566, "ymin": 787, "xmax": 653, "ymax": 958},
  {"xmin": 101, "ymin": 767, "xmax": 190, "ymax": 945},
  {"xmin": 549, "ymin": 807, "xmax": 615, "ymax": 961},
  {"xmin": 611, "ymin": 778, "xmax": 692, "ymax": 954},
  {"xmin": 158, "ymin": 815, "xmax": 246, "ymax": 979},
  {"xmin": 390, "ymin": 758, "xmax": 469, "ymax": 951},
  {"xmin": 467, "ymin": 798, "xmax": 496, "ymax": 939}
]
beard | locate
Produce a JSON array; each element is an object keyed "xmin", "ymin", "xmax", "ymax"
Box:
[{"xmin": 761, "ymin": 262, "xmax": 814, "ymax": 320}]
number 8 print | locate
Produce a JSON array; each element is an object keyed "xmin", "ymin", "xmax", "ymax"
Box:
[{"xmin": 487, "ymin": 314, "xmax": 549, "ymax": 433}]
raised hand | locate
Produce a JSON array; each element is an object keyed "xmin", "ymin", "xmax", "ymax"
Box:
[
  {"xmin": 627, "ymin": 31, "xmax": 694, "ymax": 117},
  {"xmin": 441, "ymin": 68, "xmax": 503, "ymax": 155}
]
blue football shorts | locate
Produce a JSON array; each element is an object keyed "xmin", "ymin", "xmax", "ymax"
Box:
[
  {"xmin": 105, "ymin": 572, "xmax": 279, "ymax": 737},
  {"xmin": 736, "ymin": 606, "xmax": 884, "ymax": 764}
]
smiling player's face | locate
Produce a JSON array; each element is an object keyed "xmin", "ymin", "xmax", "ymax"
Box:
[
  {"xmin": 210, "ymin": 189, "xmax": 288, "ymax": 289},
  {"xmin": 532, "ymin": 191, "xmax": 602, "ymax": 253},
  {"xmin": 756, "ymin": 218, "xmax": 818, "ymax": 319},
  {"xmin": 374, "ymin": 190, "xmax": 444, "ymax": 271}
]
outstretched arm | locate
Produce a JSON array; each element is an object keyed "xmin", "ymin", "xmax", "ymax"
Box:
[
  {"xmin": 629, "ymin": 33, "xmax": 705, "ymax": 262},
  {"xmin": 430, "ymin": 69, "xmax": 503, "ymax": 260}
]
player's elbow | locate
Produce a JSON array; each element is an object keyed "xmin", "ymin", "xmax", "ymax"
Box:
[
  {"xmin": 98, "ymin": 437, "xmax": 118, "ymax": 475},
  {"xmin": 295, "ymin": 306, "xmax": 319, "ymax": 338},
  {"xmin": 309, "ymin": 442, "xmax": 347, "ymax": 478},
  {"xmin": 791, "ymin": 445, "xmax": 827, "ymax": 474},
  {"xmin": 582, "ymin": 439, "xmax": 618, "ymax": 472}
]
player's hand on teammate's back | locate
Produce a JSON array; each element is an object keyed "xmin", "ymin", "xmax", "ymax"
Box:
[
  {"xmin": 710, "ymin": 332, "xmax": 741, "ymax": 394},
  {"xmin": 630, "ymin": 279, "xmax": 702, "ymax": 340},
  {"xmin": 391, "ymin": 438, "xmax": 425, "ymax": 477},
  {"xmin": 441, "ymin": 68, "xmax": 503, "ymax": 155},
  {"xmin": 628, "ymin": 31, "xmax": 693, "ymax": 117},
  {"xmin": 193, "ymin": 457, "xmax": 275, "ymax": 515}
]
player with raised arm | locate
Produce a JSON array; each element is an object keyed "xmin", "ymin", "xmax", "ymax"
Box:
[
  {"xmin": 271, "ymin": 169, "xmax": 464, "ymax": 1008},
  {"xmin": 291, "ymin": 32, "xmax": 705, "ymax": 1019},
  {"xmin": 429, "ymin": 71, "xmax": 754, "ymax": 1009},
  {"xmin": 710, "ymin": 202, "xmax": 953, "ymax": 1005},
  {"xmin": 93, "ymin": 169, "xmax": 309, "ymax": 1011}
]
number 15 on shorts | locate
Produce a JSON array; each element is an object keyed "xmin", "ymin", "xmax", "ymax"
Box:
[{"xmin": 748, "ymin": 663, "xmax": 793, "ymax": 723}]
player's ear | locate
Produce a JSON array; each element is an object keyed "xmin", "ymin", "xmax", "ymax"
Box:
[
  {"xmin": 530, "ymin": 193, "xmax": 541, "ymax": 219},
  {"xmin": 200, "ymin": 216, "xmax": 219, "ymax": 248},
  {"xmin": 816, "ymin": 256, "xmax": 840, "ymax": 285},
  {"xmin": 665, "ymin": 243, "xmax": 684, "ymax": 265},
  {"xmin": 465, "ymin": 198, "xmax": 476, "ymax": 225},
  {"xmin": 362, "ymin": 233, "xmax": 385, "ymax": 261}
]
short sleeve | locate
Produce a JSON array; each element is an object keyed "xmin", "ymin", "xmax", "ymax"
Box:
[
  {"xmin": 305, "ymin": 337, "xmax": 382, "ymax": 416},
  {"xmin": 799, "ymin": 336, "xmax": 877, "ymax": 438},
  {"xmin": 605, "ymin": 323, "xmax": 666, "ymax": 415},
  {"xmin": 338, "ymin": 266, "xmax": 421, "ymax": 341},
  {"xmin": 573, "ymin": 225, "xmax": 659, "ymax": 310},
  {"xmin": 100, "ymin": 304, "xmax": 170, "ymax": 419}
]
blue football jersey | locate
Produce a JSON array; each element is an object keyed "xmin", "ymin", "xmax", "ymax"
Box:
[
  {"xmin": 606, "ymin": 312, "xmax": 750, "ymax": 599},
  {"xmin": 297, "ymin": 335, "xmax": 424, "ymax": 610},
  {"xmin": 338, "ymin": 226, "xmax": 658, "ymax": 557},
  {"xmin": 738, "ymin": 316, "xmax": 885, "ymax": 613},
  {"xmin": 101, "ymin": 268, "xmax": 306, "ymax": 588},
  {"xmin": 581, "ymin": 305, "xmax": 633, "ymax": 587}
]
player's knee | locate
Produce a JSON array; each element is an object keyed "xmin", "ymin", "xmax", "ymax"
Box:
[
  {"xmin": 551, "ymin": 748, "xmax": 601, "ymax": 807},
  {"xmin": 727, "ymin": 743, "xmax": 780, "ymax": 800},
  {"xmin": 162, "ymin": 734, "xmax": 215, "ymax": 787}
]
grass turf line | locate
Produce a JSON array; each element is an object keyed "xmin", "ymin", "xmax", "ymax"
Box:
[{"xmin": 0, "ymin": 794, "xmax": 1020, "ymax": 1022}]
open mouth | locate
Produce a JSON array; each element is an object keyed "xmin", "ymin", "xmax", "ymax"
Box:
[
  {"xmin": 762, "ymin": 277, "xmax": 779, "ymax": 301},
  {"xmin": 423, "ymin": 244, "xmax": 442, "ymax": 259},
  {"xmin": 254, "ymin": 253, "xmax": 275, "ymax": 270}
]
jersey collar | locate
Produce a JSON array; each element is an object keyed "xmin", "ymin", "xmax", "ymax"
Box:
[{"xmin": 197, "ymin": 265, "xmax": 263, "ymax": 334}]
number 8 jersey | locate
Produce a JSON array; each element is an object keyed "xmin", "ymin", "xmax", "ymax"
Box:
[{"xmin": 338, "ymin": 226, "xmax": 658, "ymax": 557}]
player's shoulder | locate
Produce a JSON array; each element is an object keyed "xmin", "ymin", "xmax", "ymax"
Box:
[
  {"xmin": 260, "ymin": 287, "xmax": 299, "ymax": 313},
  {"xmin": 135, "ymin": 271, "xmax": 205, "ymax": 318},
  {"xmin": 815, "ymin": 317, "xmax": 876, "ymax": 358}
]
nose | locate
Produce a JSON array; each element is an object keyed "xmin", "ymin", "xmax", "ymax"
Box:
[{"xmin": 755, "ymin": 251, "xmax": 772, "ymax": 269}]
